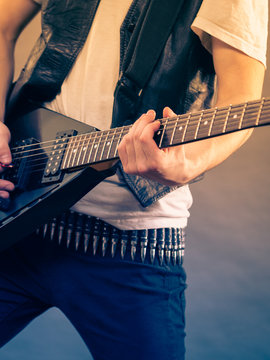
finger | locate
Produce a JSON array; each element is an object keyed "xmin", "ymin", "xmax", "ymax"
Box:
[
  {"xmin": 126, "ymin": 120, "xmax": 162, "ymax": 175},
  {"xmin": 0, "ymin": 142, "xmax": 12, "ymax": 165},
  {"xmin": 0, "ymin": 124, "xmax": 12, "ymax": 167},
  {"xmin": 0, "ymin": 179, "xmax": 15, "ymax": 193},
  {"xmin": 0, "ymin": 179, "xmax": 15, "ymax": 209},
  {"xmin": 163, "ymin": 106, "xmax": 176, "ymax": 118},
  {"xmin": 129, "ymin": 110, "xmax": 156, "ymax": 138},
  {"xmin": 119, "ymin": 110, "xmax": 157, "ymax": 172}
]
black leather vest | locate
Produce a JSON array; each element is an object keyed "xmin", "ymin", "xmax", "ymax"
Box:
[{"xmin": 8, "ymin": 0, "xmax": 216, "ymax": 207}]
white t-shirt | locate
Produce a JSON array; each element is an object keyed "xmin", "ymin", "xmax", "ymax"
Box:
[{"xmin": 43, "ymin": 0, "xmax": 268, "ymax": 230}]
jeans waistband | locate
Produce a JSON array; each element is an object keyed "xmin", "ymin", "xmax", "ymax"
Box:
[{"xmin": 37, "ymin": 210, "xmax": 186, "ymax": 266}]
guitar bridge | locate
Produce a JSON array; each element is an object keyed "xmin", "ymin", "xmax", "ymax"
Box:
[{"xmin": 4, "ymin": 138, "xmax": 40, "ymax": 191}]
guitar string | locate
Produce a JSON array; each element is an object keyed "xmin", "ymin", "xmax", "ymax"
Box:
[
  {"xmin": 10, "ymin": 103, "xmax": 270, "ymax": 161},
  {"xmin": 17, "ymin": 106, "xmax": 269, "ymax": 164},
  {"xmin": 9, "ymin": 99, "xmax": 270, "ymax": 157},
  {"xmin": 9, "ymin": 98, "xmax": 269, "ymax": 155},
  {"xmin": 9, "ymin": 113, "xmax": 270, "ymax": 173},
  {"xmin": 10, "ymin": 108, "xmax": 270, "ymax": 167},
  {"xmin": 13, "ymin": 112, "xmax": 270, "ymax": 176},
  {"xmin": 7, "ymin": 101, "xmax": 268, "ymax": 163}
]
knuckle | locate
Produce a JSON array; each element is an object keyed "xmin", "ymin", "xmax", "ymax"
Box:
[
  {"xmin": 137, "ymin": 163, "xmax": 148, "ymax": 175},
  {"xmin": 139, "ymin": 133, "xmax": 148, "ymax": 144},
  {"xmin": 124, "ymin": 134, "xmax": 132, "ymax": 145}
]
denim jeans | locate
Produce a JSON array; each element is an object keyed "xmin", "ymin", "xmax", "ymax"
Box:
[{"xmin": 0, "ymin": 231, "xmax": 186, "ymax": 360}]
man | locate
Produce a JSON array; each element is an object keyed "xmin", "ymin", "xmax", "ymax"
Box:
[{"xmin": 0, "ymin": 0, "xmax": 267, "ymax": 359}]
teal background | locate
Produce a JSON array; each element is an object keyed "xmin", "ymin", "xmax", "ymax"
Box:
[{"xmin": 1, "ymin": 5, "xmax": 270, "ymax": 359}]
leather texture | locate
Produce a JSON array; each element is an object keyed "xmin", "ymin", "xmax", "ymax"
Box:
[{"xmin": 7, "ymin": 0, "xmax": 216, "ymax": 207}]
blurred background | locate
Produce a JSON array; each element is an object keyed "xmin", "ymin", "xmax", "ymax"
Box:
[{"xmin": 1, "ymin": 3, "xmax": 270, "ymax": 360}]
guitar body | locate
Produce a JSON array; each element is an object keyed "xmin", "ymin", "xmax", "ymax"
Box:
[{"xmin": 0, "ymin": 108, "xmax": 115, "ymax": 251}]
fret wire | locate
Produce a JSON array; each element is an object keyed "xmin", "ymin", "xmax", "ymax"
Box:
[
  {"xmin": 194, "ymin": 111, "xmax": 203, "ymax": 139},
  {"xmin": 86, "ymin": 132, "xmax": 98, "ymax": 164},
  {"xmin": 182, "ymin": 113, "xmax": 191, "ymax": 142},
  {"xmin": 72, "ymin": 135, "xmax": 83, "ymax": 167},
  {"xmin": 73, "ymin": 136, "xmax": 81, "ymax": 168},
  {"xmin": 61, "ymin": 141, "xmax": 70, "ymax": 170},
  {"xmin": 238, "ymin": 102, "xmax": 247, "ymax": 129},
  {"xmin": 76, "ymin": 134, "xmax": 86, "ymax": 166},
  {"xmin": 222, "ymin": 105, "xmax": 231, "ymax": 133},
  {"xmin": 81, "ymin": 134, "xmax": 90, "ymax": 165},
  {"xmin": 113, "ymin": 127, "xmax": 124, "ymax": 158},
  {"xmin": 92, "ymin": 134, "xmax": 102, "ymax": 162},
  {"xmin": 158, "ymin": 118, "xmax": 168, "ymax": 148},
  {"xmin": 106, "ymin": 128, "xmax": 116, "ymax": 159},
  {"xmin": 256, "ymin": 112, "xmax": 270, "ymax": 125},
  {"xmin": 110, "ymin": 135, "xmax": 120, "ymax": 159},
  {"xmin": 196, "ymin": 113, "xmax": 212, "ymax": 140},
  {"xmin": 169, "ymin": 116, "xmax": 179, "ymax": 145},
  {"xmin": 84, "ymin": 132, "xmax": 93, "ymax": 164},
  {"xmin": 256, "ymin": 98, "xmax": 264, "ymax": 125},
  {"xmin": 208, "ymin": 108, "xmax": 217, "ymax": 136},
  {"xmin": 99, "ymin": 130, "xmax": 109, "ymax": 161},
  {"xmin": 62, "ymin": 136, "xmax": 76, "ymax": 170},
  {"xmin": 66, "ymin": 136, "xmax": 77, "ymax": 169}
]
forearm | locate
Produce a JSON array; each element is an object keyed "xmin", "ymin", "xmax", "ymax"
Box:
[
  {"xmin": 170, "ymin": 38, "xmax": 266, "ymax": 185},
  {"xmin": 0, "ymin": 32, "xmax": 15, "ymax": 121},
  {"xmin": 0, "ymin": 0, "xmax": 41, "ymax": 121}
]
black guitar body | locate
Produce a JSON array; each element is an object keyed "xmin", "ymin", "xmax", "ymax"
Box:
[{"xmin": 0, "ymin": 108, "xmax": 115, "ymax": 251}]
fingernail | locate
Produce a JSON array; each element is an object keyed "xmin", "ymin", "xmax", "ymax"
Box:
[
  {"xmin": 147, "ymin": 110, "xmax": 156, "ymax": 117},
  {"xmin": 5, "ymin": 183, "xmax": 15, "ymax": 191}
]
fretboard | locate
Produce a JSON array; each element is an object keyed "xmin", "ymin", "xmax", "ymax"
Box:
[{"xmin": 61, "ymin": 97, "xmax": 270, "ymax": 170}]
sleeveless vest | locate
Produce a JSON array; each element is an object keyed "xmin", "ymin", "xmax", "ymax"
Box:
[{"xmin": 8, "ymin": 0, "xmax": 215, "ymax": 207}]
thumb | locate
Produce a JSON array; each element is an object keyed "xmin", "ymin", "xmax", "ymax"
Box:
[{"xmin": 0, "ymin": 123, "xmax": 12, "ymax": 165}]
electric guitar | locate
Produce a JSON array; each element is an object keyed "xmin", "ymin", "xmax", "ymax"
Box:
[{"xmin": 0, "ymin": 97, "xmax": 269, "ymax": 251}]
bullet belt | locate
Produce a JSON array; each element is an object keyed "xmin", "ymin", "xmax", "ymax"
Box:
[{"xmin": 37, "ymin": 210, "xmax": 186, "ymax": 266}]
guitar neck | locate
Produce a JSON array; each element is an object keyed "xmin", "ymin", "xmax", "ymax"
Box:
[{"xmin": 61, "ymin": 97, "xmax": 270, "ymax": 170}]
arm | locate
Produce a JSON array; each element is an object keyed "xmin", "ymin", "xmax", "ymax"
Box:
[
  {"xmin": 0, "ymin": 0, "xmax": 40, "ymax": 198},
  {"xmin": 118, "ymin": 37, "xmax": 266, "ymax": 186}
]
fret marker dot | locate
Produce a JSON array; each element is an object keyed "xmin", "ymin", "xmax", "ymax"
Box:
[
  {"xmin": 107, "ymin": 142, "xmax": 111, "ymax": 146},
  {"xmin": 94, "ymin": 145, "xmax": 97, "ymax": 149},
  {"xmin": 204, "ymin": 121, "xmax": 208, "ymax": 125},
  {"xmin": 83, "ymin": 147, "xmax": 87, "ymax": 151},
  {"xmin": 179, "ymin": 126, "xmax": 183, "ymax": 131},
  {"xmin": 73, "ymin": 149, "xmax": 77, "ymax": 153},
  {"xmin": 233, "ymin": 114, "xmax": 238, "ymax": 119}
]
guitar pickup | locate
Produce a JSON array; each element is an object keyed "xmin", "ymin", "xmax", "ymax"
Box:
[{"xmin": 41, "ymin": 129, "xmax": 77, "ymax": 184}]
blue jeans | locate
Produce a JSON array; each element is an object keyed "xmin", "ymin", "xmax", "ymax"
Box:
[{"xmin": 0, "ymin": 231, "xmax": 186, "ymax": 359}]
